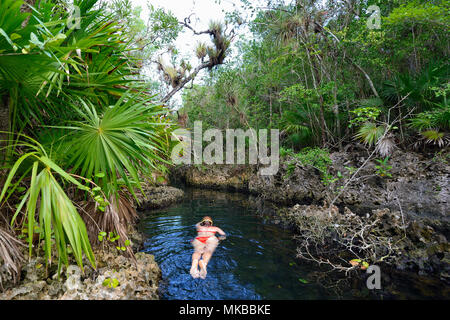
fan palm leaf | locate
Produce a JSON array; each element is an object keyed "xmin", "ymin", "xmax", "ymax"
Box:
[
  {"xmin": 57, "ymin": 95, "xmax": 169, "ymax": 201},
  {"xmin": 355, "ymin": 122, "xmax": 386, "ymax": 146}
]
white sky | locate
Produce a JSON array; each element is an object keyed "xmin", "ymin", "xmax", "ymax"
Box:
[
  {"xmin": 134, "ymin": 0, "xmax": 239, "ymax": 47},
  {"xmin": 130, "ymin": 0, "xmax": 244, "ymax": 108}
]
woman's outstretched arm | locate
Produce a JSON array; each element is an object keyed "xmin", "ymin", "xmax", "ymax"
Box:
[{"xmin": 215, "ymin": 227, "xmax": 226, "ymax": 236}]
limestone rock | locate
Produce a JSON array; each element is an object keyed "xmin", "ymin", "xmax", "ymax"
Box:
[
  {"xmin": 0, "ymin": 249, "xmax": 161, "ymax": 300},
  {"xmin": 136, "ymin": 186, "xmax": 184, "ymax": 210}
]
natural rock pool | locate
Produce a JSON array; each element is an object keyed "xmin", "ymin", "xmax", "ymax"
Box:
[{"xmin": 139, "ymin": 188, "xmax": 448, "ymax": 300}]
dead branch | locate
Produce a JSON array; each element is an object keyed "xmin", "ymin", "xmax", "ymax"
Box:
[{"xmin": 159, "ymin": 18, "xmax": 235, "ymax": 104}]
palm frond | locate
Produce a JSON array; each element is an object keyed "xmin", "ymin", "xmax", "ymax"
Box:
[
  {"xmin": 60, "ymin": 95, "xmax": 168, "ymax": 201},
  {"xmin": 376, "ymin": 135, "xmax": 396, "ymax": 157},
  {"xmin": 0, "ymin": 137, "xmax": 96, "ymax": 273},
  {"xmin": 0, "ymin": 226, "xmax": 26, "ymax": 289},
  {"xmin": 421, "ymin": 130, "xmax": 447, "ymax": 147},
  {"xmin": 355, "ymin": 122, "xmax": 386, "ymax": 146}
]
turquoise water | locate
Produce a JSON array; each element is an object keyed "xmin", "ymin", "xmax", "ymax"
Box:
[{"xmin": 139, "ymin": 188, "xmax": 448, "ymax": 300}]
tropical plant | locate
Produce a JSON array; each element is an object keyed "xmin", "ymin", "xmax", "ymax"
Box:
[
  {"xmin": 355, "ymin": 122, "xmax": 386, "ymax": 146},
  {"xmin": 349, "ymin": 98, "xmax": 383, "ymax": 128},
  {"xmin": 416, "ymin": 129, "xmax": 449, "ymax": 148},
  {"xmin": 0, "ymin": 226, "xmax": 25, "ymax": 287},
  {"xmin": 294, "ymin": 147, "xmax": 332, "ymax": 181},
  {"xmin": 0, "ymin": 136, "xmax": 96, "ymax": 273},
  {"xmin": 196, "ymin": 42, "xmax": 207, "ymax": 60},
  {"xmin": 0, "ymin": 0, "xmax": 176, "ymax": 277},
  {"xmin": 409, "ymin": 108, "xmax": 450, "ymax": 132},
  {"xmin": 374, "ymin": 157, "xmax": 393, "ymax": 178},
  {"xmin": 408, "ymin": 83, "xmax": 449, "ymax": 149},
  {"xmin": 59, "ymin": 95, "xmax": 168, "ymax": 200}
]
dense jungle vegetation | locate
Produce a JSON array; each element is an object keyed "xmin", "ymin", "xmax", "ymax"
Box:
[
  {"xmin": 182, "ymin": 0, "xmax": 449, "ymax": 154},
  {"xmin": 0, "ymin": 0, "xmax": 180, "ymax": 283}
]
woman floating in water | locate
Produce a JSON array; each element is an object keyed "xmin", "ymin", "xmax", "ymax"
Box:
[{"xmin": 190, "ymin": 216, "xmax": 226, "ymax": 279}]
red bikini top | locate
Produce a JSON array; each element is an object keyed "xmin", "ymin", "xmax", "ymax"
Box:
[{"xmin": 197, "ymin": 227, "xmax": 216, "ymax": 235}]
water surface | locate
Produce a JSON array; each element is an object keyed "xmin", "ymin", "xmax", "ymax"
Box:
[{"xmin": 139, "ymin": 188, "xmax": 448, "ymax": 300}]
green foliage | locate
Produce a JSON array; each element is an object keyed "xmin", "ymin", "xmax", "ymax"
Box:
[
  {"xmin": 59, "ymin": 95, "xmax": 168, "ymax": 201},
  {"xmin": 284, "ymin": 161, "xmax": 297, "ymax": 179},
  {"xmin": 294, "ymin": 148, "xmax": 332, "ymax": 175},
  {"xmin": 419, "ymin": 130, "xmax": 447, "ymax": 147},
  {"xmin": 322, "ymin": 171, "xmax": 340, "ymax": 187},
  {"xmin": 97, "ymin": 230, "xmax": 130, "ymax": 252},
  {"xmin": 384, "ymin": 1, "xmax": 450, "ymax": 28},
  {"xmin": 374, "ymin": 157, "xmax": 393, "ymax": 178},
  {"xmin": 102, "ymin": 277, "xmax": 119, "ymax": 288},
  {"xmin": 280, "ymin": 147, "xmax": 293, "ymax": 158},
  {"xmin": 298, "ymin": 278, "xmax": 308, "ymax": 284},
  {"xmin": 408, "ymin": 83, "xmax": 450, "ymax": 132},
  {"xmin": 147, "ymin": 5, "xmax": 183, "ymax": 49},
  {"xmin": 382, "ymin": 63, "xmax": 449, "ymax": 112},
  {"xmin": 0, "ymin": 136, "xmax": 96, "ymax": 272},
  {"xmin": 181, "ymin": 0, "xmax": 449, "ymax": 153},
  {"xmin": 349, "ymin": 98, "xmax": 383, "ymax": 128},
  {"xmin": 97, "ymin": 231, "xmax": 107, "ymax": 242},
  {"xmin": 0, "ymin": 0, "xmax": 176, "ymax": 270},
  {"xmin": 283, "ymin": 147, "xmax": 333, "ymax": 185},
  {"xmin": 355, "ymin": 123, "xmax": 386, "ymax": 146},
  {"xmin": 196, "ymin": 42, "xmax": 207, "ymax": 60},
  {"xmin": 409, "ymin": 109, "xmax": 449, "ymax": 131}
]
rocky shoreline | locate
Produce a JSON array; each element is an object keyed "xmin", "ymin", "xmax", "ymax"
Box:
[
  {"xmin": 0, "ymin": 223, "xmax": 162, "ymax": 300},
  {"xmin": 170, "ymin": 149, "xmax": 450, "ymax": 281},
  {"xmin": 171, "ymin": 149, "xmax": 449, "ymax": 219},
  {"xmin": 135, "ymin": 185, "xmax": 185, "ymax": 211},
  {"xmin": 0, "ymin": 185, "xmax": 186, "ymax": 300}
]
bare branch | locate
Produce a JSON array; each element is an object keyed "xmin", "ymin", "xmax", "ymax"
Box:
[{"xmin": 159, "ymin": 19, "xmax": 235, "ymax": 104}]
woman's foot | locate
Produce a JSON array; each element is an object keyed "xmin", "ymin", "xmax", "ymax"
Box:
[
  {"xmin": 190, "ymin": 259, "xmax": 200, "ymax": 278},
  {"xmin": 199, "ymin": 260, "xmax": 207, "ymax": 279},
  {"xmin": 190, "ymin": 266, "xmax": 200, "ymax": 278}
]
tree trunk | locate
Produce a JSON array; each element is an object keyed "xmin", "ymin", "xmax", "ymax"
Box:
[
  {"xmin": 318, "ymin": 94, "xmax": 327, "ymax": 147},
  {"xmin": 333, "ymin": 75, "xmax": 342, "ymax": 150},
  {"xmin": 302, "ymin": 37, "xmax": 327, "ymax": 147},
  {"xmin": 310, "ymin": 56, "xmax": 327, "ymax": 147},
  {"xmin": 269, "ymin": 91, "xmax": 272, "ymax": 127},
  {"xmin": 21, "ymin": 0, "xmax": 36, "ymax": 27}
]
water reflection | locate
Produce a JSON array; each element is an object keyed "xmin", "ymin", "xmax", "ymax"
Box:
[
  {"xmin": 140, "ymin": 189, "xmax": 327, "ymax": 300},
  {"xmin": 139, "ymin": 188, "xmax": 449, "ymax": 300}
]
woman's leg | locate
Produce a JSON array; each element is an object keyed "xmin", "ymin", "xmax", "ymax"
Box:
[
  {"xmin": 199, "ymin": 238, "xmax": 218, "ymax": 279},
  {"xmin": 198, "ymin": 259, "xmax": 207, "ymax": 279},
  {"xmin": 191, "ymin": 239, "xmax": 206, "ymax": 278},
  {"xmin": 190, "ymin": 251, "xmax": 201, "ymax": 278},
  {"xmin": 201, "ymin": 251, "xmax": 214, "ymax": 266}
]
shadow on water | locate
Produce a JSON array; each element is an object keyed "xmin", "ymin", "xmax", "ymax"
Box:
[{"xmin": 139, "ymin": 188, "xmax": 449, "ymax": 300}]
